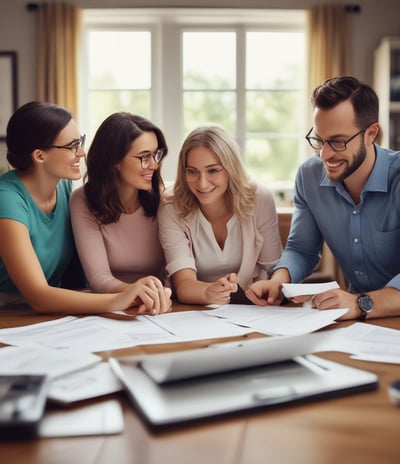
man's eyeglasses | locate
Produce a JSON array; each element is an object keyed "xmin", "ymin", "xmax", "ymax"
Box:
[
  {"xmin": 305, "ymin": 128, "xmax": 366, "ymax": 152},
  {"xmin": 44, "ymin": 134, "xmax": 86, "ymax": 155},
  {"xmin": 134, "ymin": 149, "xmax": 166, "ymax": 169}
]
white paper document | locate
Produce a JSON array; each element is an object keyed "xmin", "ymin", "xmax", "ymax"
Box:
[
  {"xmin": 205, "ymin": 304, "xmax": 347, "ymax": 335},
  {"xmin": 0, "ymin": 305, "xmax": 348, "ymax": 352},
  {"xmin": 281, "ymin": 281, "xmax": 340, "ymax": 298},
  {"xmin": 142, "ymin": 311, "xmax": 253, "ymax": 341},
  {"xmin": 0, "ymin": 312, "xmax": 253, "ymax": 352},
  {"xmin": 47, "ymin": 362, "xmax": 123, "ymax": 404},
  {"xmin": 39, "ymin": 399, "xmax": 124, "ymax": 437},
  {"xmin": 0, "ymin": 345, "xmax": 101, "ymax": 379},
  {"xmin": 328, "ymin": 322, "xmax": 400, "ymax": 364},
  {"xmin": 0, "ymin": 316, "xmax": 141, "ymax": 352}
]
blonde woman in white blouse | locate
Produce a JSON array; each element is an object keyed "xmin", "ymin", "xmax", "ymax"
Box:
[{"xmin": 158, "ymin": 124, "xmax": 282, "ymax": 305}]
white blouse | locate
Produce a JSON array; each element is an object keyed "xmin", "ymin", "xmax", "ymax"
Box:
[{"xmin": 195, "ymin": 212, "xmax": 242, "ymax": 282}]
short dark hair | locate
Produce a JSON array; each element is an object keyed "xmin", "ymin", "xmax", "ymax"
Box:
[
  {"xmin": 311, "ymin": 76, "xmax": 379, "ymax": 130},
  {"xmin": 84, "ymin": 112, "xmax": 168, "ymax": 224},
  {"xmin": 6, "ymin": 101, "xmax": 72, "ymax": 171}
]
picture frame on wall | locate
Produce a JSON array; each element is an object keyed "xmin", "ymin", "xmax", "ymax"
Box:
[{"xmin": 0, "ymin": 51, "xmax": 18, "ymax": 141}]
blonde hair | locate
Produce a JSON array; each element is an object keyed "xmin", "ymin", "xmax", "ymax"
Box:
[{"xmin": 171, "ymin": 124, "xmax": 256, "ymax": 222}]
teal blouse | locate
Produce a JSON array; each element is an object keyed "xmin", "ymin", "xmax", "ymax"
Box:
[{"xmin": 0, "ymin": 170, "xmax": 74, "ymax": 294}]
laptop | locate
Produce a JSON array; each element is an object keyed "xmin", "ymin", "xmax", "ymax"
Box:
[{"xmin": 109, "ymin": 333, "xmax": 378, "ymax": 431}]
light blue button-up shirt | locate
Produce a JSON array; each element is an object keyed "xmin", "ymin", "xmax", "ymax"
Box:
[{"xmin": 275, "ymin": 145, "xmax": 400, "ymax": 293}]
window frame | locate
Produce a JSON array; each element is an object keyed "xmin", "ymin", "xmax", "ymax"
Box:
[{"xmin": 81, "ymin": 8, "xmax": 307, "ymax": 195}]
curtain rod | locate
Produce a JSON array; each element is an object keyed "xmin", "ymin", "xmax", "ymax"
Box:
[
  {"xmin": 345, "ymin": 4, "xmax": 361, "ymax": 13},
  {"xmin": 26, "ymin": 3, "xmax": 362, "ymax": 13},
  {"xmin": 26, "ymin": 3, "xmax": 38, "ymax": 11}
]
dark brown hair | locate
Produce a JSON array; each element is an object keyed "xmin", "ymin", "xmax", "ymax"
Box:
[
  {"xmin": 311, "ymin": 76, "xmax": 379, "ymax": 130},
  {"xmin": 6, "ymin": 101, "xmax": 72, "ymax": 171},
  {"xmin": 84, "ymin": 112, "xmax": 167, "ymax": 224}
]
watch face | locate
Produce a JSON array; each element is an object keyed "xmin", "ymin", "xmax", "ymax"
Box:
[{"xmin": 358, "ymin": 295, "xmax": 373, "ymax": 312}]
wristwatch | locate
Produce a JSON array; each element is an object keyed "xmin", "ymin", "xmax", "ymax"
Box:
[{"xmin": 357, "ymin": 293, "xmax": 374, "ymax": 320}]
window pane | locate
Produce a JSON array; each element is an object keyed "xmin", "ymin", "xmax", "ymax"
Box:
[
  {"xmin": 246, "ymin": 90, "xmax": 301, "ymax": 133},
  {"xmin": 88, "ymin": 90, "xmax": 151, "ymax": 136},
  {"xmin": 246, "ymin": 32, "xmax": 304, "ymax": 89},
  {"xmin": 82, "ymin": 9, "xmax": 306, "ymax": 197},
  {"xmin": 245, "ymin": 137, "xmax": 299, "ymax": 186},
  {"xmin": 183, "ymin": 32, "xmax": 236, "ymax": 90},
  {"xmin": 88, "ymin": 31, "xmax": 151, "ymax": 89},
  {"xmin": 183, "ymin": 91, "xmax": 236, "ymax": 133}
]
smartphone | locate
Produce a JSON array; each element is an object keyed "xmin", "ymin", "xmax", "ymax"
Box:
[{"xmin": 0, "ymin": 374, "xmax": 48, "ymax": 438}]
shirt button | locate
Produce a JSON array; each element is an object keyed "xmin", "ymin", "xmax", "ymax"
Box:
[
  {"xmin": 353, "ymin": 237, "xmax": 359, "ymax": 243},
  {"xmin": 352, "ymin": 210, "xmax": 358, "ymax": 215}
]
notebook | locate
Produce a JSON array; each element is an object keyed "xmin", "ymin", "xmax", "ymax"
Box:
[
  {"xmin": 39, "ymin": 399, "xmax": 124, "ymax": 437},
  {"xmin": 109, "ymin": 334, "xmax": 378, "ymax": 430}
]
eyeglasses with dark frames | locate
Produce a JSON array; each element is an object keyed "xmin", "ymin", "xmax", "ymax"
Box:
[
  {"xmin": 134, "ymin": 148, "xmax": 166, "ymax": 169},
  {"xmin": 44, "ymin": 134, "xmax": 86, "ymax": 155},
  {"xmin": 305, "ymin": 128, "xmax": 366, "ymax": 152}
]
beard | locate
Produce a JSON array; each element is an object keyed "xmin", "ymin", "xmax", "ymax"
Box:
[{"xmin": 327, "ymin": 142, "xmax": 367, "ymax": 183}]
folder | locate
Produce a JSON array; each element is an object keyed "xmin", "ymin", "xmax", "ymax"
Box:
[{"xmin": 109, "ymin": 333, "xmax": 378, "ymax": 431}]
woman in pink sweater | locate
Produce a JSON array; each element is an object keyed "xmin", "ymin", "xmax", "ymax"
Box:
[{"xmin": 70, "ymin": 112, "xmax": 170, "ymax": 304}]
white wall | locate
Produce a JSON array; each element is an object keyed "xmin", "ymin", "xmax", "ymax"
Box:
[{"xmin": 0, "ymin": 0, "xmax": 400, "ymax": 165}]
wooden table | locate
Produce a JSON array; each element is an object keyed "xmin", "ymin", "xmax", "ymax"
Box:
[{"xmin": 0, "ymin": 305, "xmax": 399, "ymax": 464}]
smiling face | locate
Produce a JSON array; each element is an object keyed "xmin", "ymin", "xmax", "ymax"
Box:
[
  {"xmin": 185, "ymin": 146, "xmax": 229, "ymax": 208},
  {"xmin": 115, "ymin": 131, "xmax": 160, "ymax": 191},
  {"xmin": 313, "ymin": 100, "xmax": 368, "ymax": 183},
  {"xmin": 41, "ymin": 119, "xmax": 85, "ymax": 181}
]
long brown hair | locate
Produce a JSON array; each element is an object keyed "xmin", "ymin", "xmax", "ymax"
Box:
[{"xmin": 84, "ymin": 112, "xmax": 167, "ymax": 224}]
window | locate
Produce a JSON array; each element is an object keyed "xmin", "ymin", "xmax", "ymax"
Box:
[
  {"xmin": 81, "ymin": 9, "xmax": 306, "ymax": 206},
  {"xmin": 86, "ymin": 30, "xmax": 152, "ymax": 136}
]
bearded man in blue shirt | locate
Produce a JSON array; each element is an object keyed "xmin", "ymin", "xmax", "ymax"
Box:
[{"xmin": 246, "ymin": 75, "xmax": 400, "ymax": 321}]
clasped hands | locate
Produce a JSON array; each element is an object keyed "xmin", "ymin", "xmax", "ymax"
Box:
[{"xmin": 114, "ymin": 276, "xmax": 172, "ymax": 316}]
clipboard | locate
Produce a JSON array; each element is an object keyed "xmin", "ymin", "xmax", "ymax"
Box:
[{"xmin": 109, "ymin": 334, "xmax": 378, "ymax": 431}]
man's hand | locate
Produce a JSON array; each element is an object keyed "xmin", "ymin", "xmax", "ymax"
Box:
[
  {"xmin": 310, "ymin": 288, "xmax": 357, "ymax": 319},
  {"xmin": 245, "ymin": 279, "xmax": 284, "ymax": 306}
]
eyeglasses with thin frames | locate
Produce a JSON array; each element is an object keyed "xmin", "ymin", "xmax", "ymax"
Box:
[
  {"xmin": 44, "ymin": 134, "xmax": 86, "ymax": 155},
  {"xmin": 134, "ymin": 149, "xmax": 166, "ymax": 169},
  {"xmin": 305, "ymin": 128, "xmax": 366, "ymax": 152},
  {"xmin": 184, "ymin": 166, "xmax": 225, "ymax": 181}
]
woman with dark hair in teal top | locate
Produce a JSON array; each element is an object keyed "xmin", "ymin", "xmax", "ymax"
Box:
[{"xmin": 0, "ymin": 101, "xmax": 171, "ymax": 314}]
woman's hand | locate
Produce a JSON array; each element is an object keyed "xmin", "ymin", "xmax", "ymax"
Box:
[
  {"xmin": 204, "ymin": 273, "xmax": 238, "ymax": 305},
  {"xmin": 110, "ymin": 276, "xmax": 172, "ymax": 315}
]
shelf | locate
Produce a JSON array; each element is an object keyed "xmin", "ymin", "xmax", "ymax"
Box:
[{"xmin": 374, "ymin": 37, "xmax": 400, "ymax": 150}]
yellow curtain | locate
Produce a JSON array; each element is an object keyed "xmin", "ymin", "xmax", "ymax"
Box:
[
  {"xmin": 307, "ymin": 4, "xmax": 352, "ymax": 96},
  {"xmin": 37, "ymin": 3, "xmax": 81, "ymax": 121},
  {"xmin": 306, "ymin": 4, "xmax": 354, "ymax": 289}
]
